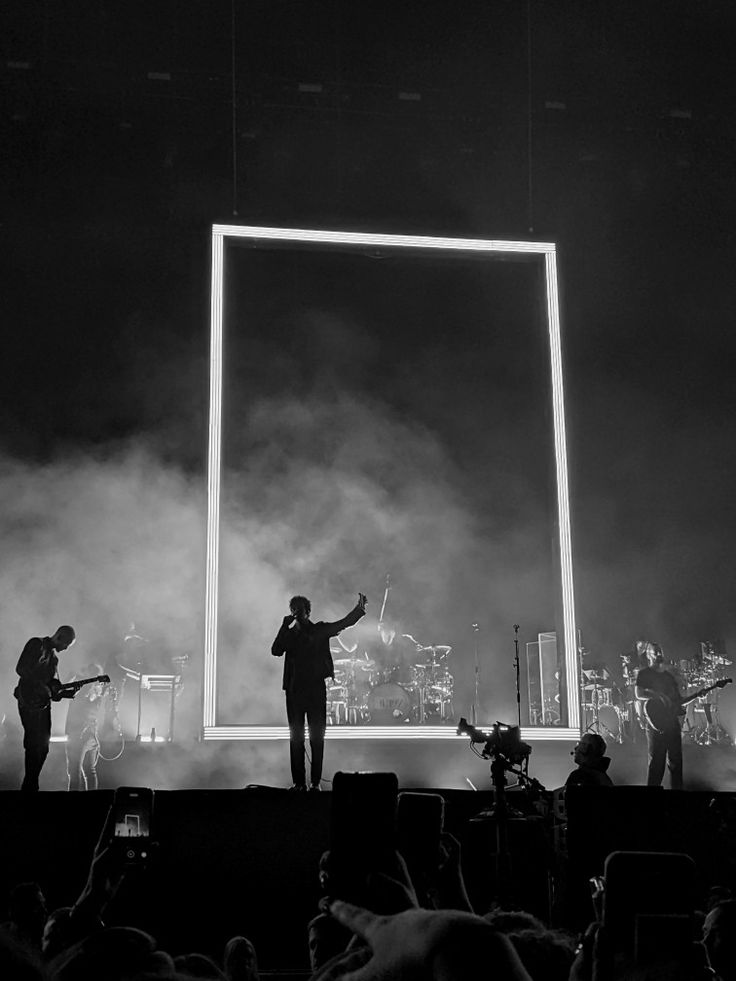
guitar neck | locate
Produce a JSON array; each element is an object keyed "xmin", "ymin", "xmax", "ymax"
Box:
[
  {"xmin": 62, "ymin": 674, "xmax": 109, "ymax": 692},
  {"xmin": 682, "ymin": 683, "xmax": 722, "ymax": 706}
]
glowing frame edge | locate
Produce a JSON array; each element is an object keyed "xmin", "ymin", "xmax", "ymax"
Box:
[{"xmin": 204, "ymin": 225, "xmax": 579, "ymax": 736}]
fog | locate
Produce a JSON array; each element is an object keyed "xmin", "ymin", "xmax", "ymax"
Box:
[{"xmin": 216, "ymin": 389, "xmax": 555, "ymax": 727}]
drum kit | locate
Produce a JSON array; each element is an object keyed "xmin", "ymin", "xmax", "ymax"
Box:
[
  {"xmin": 581, "ymin": 658, "xmax": 625, "ymax": 743},
  {"xmin": 326, "ymin": 641, "xmax": 455, "ymax": 725},
  {"xmin": 679, "ymin": 641, "xmax": 732, "ymax": 745}
]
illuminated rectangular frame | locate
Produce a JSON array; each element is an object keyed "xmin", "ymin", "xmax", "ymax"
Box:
[{"xmin": 204, "ymin": 224, "xmax": 579, "ymax": 741}]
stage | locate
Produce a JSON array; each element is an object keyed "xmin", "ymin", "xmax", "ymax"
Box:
[
  {"xmin": 3, "ymin": 730, "xmax": 580, "ymax": 794},
  {"xmin": 2, "ymin": 731, "xmax": 736, "ymax": 795}
]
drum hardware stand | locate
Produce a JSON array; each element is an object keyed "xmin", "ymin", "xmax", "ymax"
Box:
[
  {"xmin": 582, "ymin": 680, "xmax": 611, "ymax": 739},
  {"xmin": 344, "ymin": 662, "xmax": 361, "ymax": 725},
  {"xmin": 578, "ymin": 634, "xmax": 601, "ymax": 737},
  {"xmin": 471, "ymin": 622, "xmax": 480, "ymax": 725},
  {"xmin": 577, "ymin": 631, "xmax": 586, "ymax": 734},
  {"xmin": 582, "ymin": 666, "xmax": 621, "ymax": 743},
  {"xmin": 686, "ymin": 695, "xmax": 731, "ymax": 747},
  {"xmin": 418, "ymin": 684, "xmax": 426, "ymax": 725},
  {"xmin": 135, "ymin": 657, "xmax": 143, "ymax": 743},
  {"xmin": 347, "ymin": 662, "xmax": 361, "ymax": 726},
  {"xmin": 513, "ymin": 624, "xmax": 521, "ymax": 729},
  {"xmin": 582, "ymin": 678, "xmax": 602, "ymax": 737}
]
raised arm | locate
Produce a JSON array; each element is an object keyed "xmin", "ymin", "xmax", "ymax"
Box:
[{"xmin": 323, "ymin": 593, "xmax": 367, "ymax": 639}]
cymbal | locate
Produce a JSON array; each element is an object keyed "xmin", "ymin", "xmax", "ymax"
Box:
[
  {"xmin": 417, "ymin": 645, "xmax": 452, "ymax": 659},
  {"xmin": 333, "ymin": 657, "xmax": 375, "ymax": 670},
  {"xmin": 124, "ymin": 632, "xmax": 149, "ymax": 644},
  {"xmin": 582, "ymin": 681, "xmax": 613, "ymax": 690},
  {"xmin": 705, "ymin": 653, "xmax": 732, "ymax": 665}
]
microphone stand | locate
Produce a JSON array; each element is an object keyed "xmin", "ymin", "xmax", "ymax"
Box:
[
  {"xmin": 471, "ymin": 623, "xmax": 480, "ymax": 725},
  {"xmin": 135, "ymin": 657, "xmax": 143, "ymax": 743},
  {"xmin": 513, "ymin": 625, "xmax": 521, "ymax": 729}
]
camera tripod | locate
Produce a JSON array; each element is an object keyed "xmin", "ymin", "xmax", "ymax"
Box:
[{"xmin": 471, "ymin": 749, "xmax": 547, "ymax": 908}]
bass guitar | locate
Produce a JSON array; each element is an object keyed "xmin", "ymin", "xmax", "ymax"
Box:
[{"xmin": 643, "ymin": 677, "xmax": 732, "ymax": 734}]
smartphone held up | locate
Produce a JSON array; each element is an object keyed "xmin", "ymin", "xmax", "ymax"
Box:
[{"xmin": 111, "ymin": 786, "xmax": 154, "ymax": 866}]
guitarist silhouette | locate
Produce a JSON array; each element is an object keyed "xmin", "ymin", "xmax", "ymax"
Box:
[
  {"xmin": 635, "ymin": 642, "xmax": 684, "ymax": 789},
  {"xmin": 14, "ymin": 625, "xmax": 77, "ymax": 792}
]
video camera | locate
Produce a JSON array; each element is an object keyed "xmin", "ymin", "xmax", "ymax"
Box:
[{"xmin": 456, "ymin": 717, "xmax": 531, "ymax": 766}]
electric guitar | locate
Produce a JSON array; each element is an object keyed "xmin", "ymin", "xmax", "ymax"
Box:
[
  {"xmin": 15, "ymin": 674, "xmax": 110, "ymax": 710},
  {"xmin": 643, "ymin": 678, "xmax": 732, "ymax": 734},
  {"xmin": 53, "ymin": 674, "xmax": 110, "ymax": 700}
]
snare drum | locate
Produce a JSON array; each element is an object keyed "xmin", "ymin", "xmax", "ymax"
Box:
[
  {"xmin": 366, "ymin": 683, "xmax": 412, "ymax": 725},
  {"xmin": 596, "ymin": 687, "xmax": 613, "ymax": 707}
]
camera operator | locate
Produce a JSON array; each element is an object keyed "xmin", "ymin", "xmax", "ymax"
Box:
[{"xmin": 565, "ymin": 734, "xmax": 613, "ymax": 789}]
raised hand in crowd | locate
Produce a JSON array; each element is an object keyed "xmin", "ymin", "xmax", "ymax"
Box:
[
  {"xmin": 77, "ymin": 807, "xmax": 128, "ymax": 911},
  {"xmin": 42, "ymin": 806, "xmax": 129, "ymax": 962},
  {"xmin": 427, "ymin": 832, "xmax": 474, "ymax": 913},
  {"xmin": 313, "ymin": 900, "xmax": 532, "ymax": 981},
  {"xmin": 309, "ymin": 848, "xmax": 418, "ymax": 972},
  {"xmin": 364, "ymin": 849, "xmax": 418, "ymax": 913}
]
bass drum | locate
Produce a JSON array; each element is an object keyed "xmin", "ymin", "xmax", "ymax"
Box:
[
  {"xmin": 598, "ymin": 705, "xmax": 622, "ymax": 742},
  {"xmin": 581, "ymin": 704, "xmax": 622, "ymax": 742},
  {"xmin": 366, "ymin": 683, "xmax": 412, "ymax": 725}
]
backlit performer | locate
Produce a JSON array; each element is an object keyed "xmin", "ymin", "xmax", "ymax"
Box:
[
  {"xmin": 64, "ymin": 662, "xmax": 114, "ymax": 791},
  {"xmin": 271, "ymin": 592, "xmax": 366, "ymax": 790},
  {"xmin": 635, "ymin": 641, "xmax": 683, "ymax": 790},
  {"xmin": 14, "ymin": 626, "xmax": 77, "ymax": 792}
]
